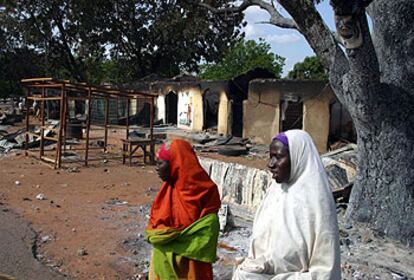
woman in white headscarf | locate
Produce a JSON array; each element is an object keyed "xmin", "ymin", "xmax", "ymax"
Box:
[{"xmin": 233, "ymin": 130, "xmax": 341, "ymax": 280}]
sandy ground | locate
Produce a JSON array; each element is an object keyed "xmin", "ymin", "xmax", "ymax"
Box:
[{"xmin": 0, "ymin": 153, "xmax": 160, "ymax": 279}]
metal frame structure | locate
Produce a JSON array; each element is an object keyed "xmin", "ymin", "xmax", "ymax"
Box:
[{"xmin": 21, "ymin": 78, "xmax": 156, "ymax": 169}]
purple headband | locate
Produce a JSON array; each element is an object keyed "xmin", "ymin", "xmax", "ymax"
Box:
[{"xmin": 272, "ymin": 132, "xmax": 289, "ymax": 150}]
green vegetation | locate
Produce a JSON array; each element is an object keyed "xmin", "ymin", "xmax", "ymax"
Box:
[
  {"xmin": 0, "ymin": 0, "xmax": 243, "ymax": 97},
  {"xmin": 199, "ymin": 39, "xmax": 285, "ymax": 80},
  {"xmin": 287, "ymin": 56, "xmax": 327, "ymax": 80}
]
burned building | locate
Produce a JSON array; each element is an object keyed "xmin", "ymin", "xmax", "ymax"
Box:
[
  {"xmin": 243, "ymin": 79, "xmax": 354, "ymax": 153},
  {"xmin": 121, "ymin": 73, "xmax": 354, "ymax": 153}
]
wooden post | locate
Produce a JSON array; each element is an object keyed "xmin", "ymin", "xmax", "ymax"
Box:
[
  {"xmin": 126, "ymin": 97, "xmax": 130, "ymax": 140},
  {"xmin": 150, "ymin": 97, "xmax": 155, "ymax": 164},
  {"xmin": 40, "ymin": 87, "xmax": 46, "ymax": 156},
  {"xmin": 25, "ymin": 88, "xmax": 31, "ymax": 156},
  {"xmin": 104, "ymin": 97, "xmax": 109, "ymax": 152},
  {"xmin": 56, "ymin": 85, "xmax": 65, "ymax": 169},
  {"xmin": 84, "ymin": 87, "xmax": 92, "ymax": 166},
  {"xmin": 61, "ymin": 88, "xmax": 68, "ymax": 167},
  {"xmin": 62, "ymin": 91, "xmax": 68, "ymax": 154},
  {"xmin": 129, "ymin": 141, "xmax": 132, "ymax": 166}
]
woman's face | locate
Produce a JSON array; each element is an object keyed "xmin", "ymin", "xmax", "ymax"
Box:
[
  {"xmin": 268, "ymin": 140, "xmax": 291, "ymax": 183},
  {"xmin": 155, "ymin": 159, "xmax": 170, "ymax": 182}
]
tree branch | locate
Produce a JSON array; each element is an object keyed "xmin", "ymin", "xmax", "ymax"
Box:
[
  {"xmin": 330, "ymin": 1, "xmax": 380, "ymax": 78},
  {"xmin": 199, "ymin": 0, "xmax": 298, "ymax": 29},
  {"xmin": 198, "ymin": 0, "xmax": 252, "ymax": 14},
  {"xmin": 276, "ymin": 0, "xmax": 351, "ymax": 107},
  {"xmin": 278, "ymin": 0, "xmax": 346, "ymax": 69},
  {"xmin": 329, "ymin": 0, "xmax": 381, "ymax": 108},
  {"xmin": 254, "ymin": 20, "xmax": 273, "ymax": 25}
]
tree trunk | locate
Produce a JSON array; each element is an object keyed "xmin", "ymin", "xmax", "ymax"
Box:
[
  {"xmin": 348, "ymin": 85, "xmax": 414, "ymax": 245},
  {"xmin": 346, "ymin": 0, "xmax": 414, "ymax": 245}
]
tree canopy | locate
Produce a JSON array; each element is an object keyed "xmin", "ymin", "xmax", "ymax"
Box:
[
  {"xmin": 0, "ymin": 0, "xmax": 244, "ymax": 94},
  {"xmin": 287, "ymin": 56, "xmax": 327, "ymax": 80},
  {"xmin": 0, "ymin": 48, "xmax": 46, "ymax": 98},
  {"xmin": 199, "ymin": 39, "xmax": 285, "ymax": 80}
]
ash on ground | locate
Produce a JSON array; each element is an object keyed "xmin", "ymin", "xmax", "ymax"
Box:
[{"xmin": 104, "ymin": 201, "xmax": 414, "ymax": 280}]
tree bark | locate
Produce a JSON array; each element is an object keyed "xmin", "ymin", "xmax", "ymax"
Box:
[
  {"xmin": 346, "ymin": 0, "xmax": 414, "ymax": 245},
  {"xmin": 349, "ymin": 85, "xmax": 414, "ymax": 245}
]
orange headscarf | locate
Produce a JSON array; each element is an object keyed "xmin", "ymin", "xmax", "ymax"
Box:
[{"xmin": 148, "ymin": 139, "xmax": 221, "ymax": 230}]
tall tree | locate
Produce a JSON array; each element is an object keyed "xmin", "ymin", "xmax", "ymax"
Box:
[
  {"xmin": 200, "ymin": 0, "xmax": 414, "ymax": 245},
  {"xmin": 288, "ymin": 56, "xmax": 327, "ymax": 80},
  {"xmin": 1, "ymin": 0, "xmax": 111, "ymax": 81},
  {"xmin": 1, "ymin": 0, "xmax": 243, "ymax": 83},
  {"xmin": 199, "ymin": 39, "xmax": 285, "ymax": 80},
  {"xmin": 107, "ymin": 1, "xmax": 243, "ymax": 79}
]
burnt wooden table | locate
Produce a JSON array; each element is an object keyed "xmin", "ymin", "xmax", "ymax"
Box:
[{"xmin": 121, "ymin": 137, "xmax": 155, "ymax": 166}]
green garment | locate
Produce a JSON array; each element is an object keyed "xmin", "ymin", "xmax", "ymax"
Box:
[{"xmin": 145, "ymin": 213, "xmax": 220, "ymax": 280}]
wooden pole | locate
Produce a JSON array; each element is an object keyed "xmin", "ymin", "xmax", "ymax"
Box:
[
  {"xmin": 150, "ymin": 97, "xmax": 155, "ymax": 164},
  {"xmin": 39, "ymin": 87, "xmax": 45, "ymax": 156},
  {"xmin": 126, "ymin": 97, "xmax": 130, "ymax": 140},
  {"xmin": 85, "ymin": 87, "xmax": 92, "ymax": 166},
  {"xmin": 104, "ymin": 97, "xmax": 109, "ymax": 152},
  {"xmin": 62, "ymin": 90, "xmax": 68, "ymax": 154},
  {"xmin": 25, "ymin": 88, "xmax": 31, "ymax": 156},
  {"xmin": 56, "ymin": 84, "xmax": 65, "ymax": 169},
  {"xmin": 60, "ymin": 88, "xmax": 68, "ymax": 168}
]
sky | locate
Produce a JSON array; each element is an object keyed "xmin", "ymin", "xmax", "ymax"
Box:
[{"xmin": 241, "ymin": 1, "xmax": 336, "ymax": 76}]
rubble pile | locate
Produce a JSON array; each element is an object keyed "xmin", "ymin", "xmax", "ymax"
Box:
[
  {"xmin": 0, "ymin": 121, "xmax": 58, "ymax": 155},
  {"xmin": 193, "ymin": 135, "xmax": 250, "ymax": 156},
  {"xmin": 0, "ymin": 99, "xmax": 24, "ymax": 125}
]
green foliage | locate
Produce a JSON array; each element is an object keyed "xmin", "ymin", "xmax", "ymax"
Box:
[
  {"xmin": 287, "ymin": 56, "xmax": 327, "ymax": 80},
  {"xmin": 0, "ymin": 48, "xmax": 46, "ymax": 98},
  {"xmin": 83, "ymin": 58, "xmax": 132, "ymax": 85},
  {"xmin": 0, "ymin": 80, "xmax": 21, "ymax": 99},
  {"xmin": 199, "ymin": 39, "xmax": 285, "ymax": 80},
  {"xmin": 0, "ymin": 0, "xmax": 243, "ymax": 86}
]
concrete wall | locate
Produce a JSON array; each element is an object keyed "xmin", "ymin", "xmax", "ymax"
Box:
[
  {"xmin": 243, "ymin": 80, "xmax": 281, "ymax": 144},
  {"xmin": 303, "ymin": 88, "xmax": 335, "ymax": 153},
  {"xmin": 199, "ymin": 156, "xmax": 272, "ymax": 220},
  {"xmin": 156, "ymin": 95, "xmax": 166, "ymax": 123},
  {"xmin": 149, "ymin": 80, "xmax": 232, "ymax": 133},
  {"xmin": 151, "ymin": 82, "xmax": 203, "ymax": 131},
  {"xmin": 200, "ymin": 81, "xmax": 230, "ymax": 136},
  {"xmin": 177, "ymin": 91, "xmax": 192, "ymax": 128},
  {"xmin": 150, "ymin": 83, "xmax": 176, "ymax": 123},
  {"xmin": 244, "ymin": 79, "xmax": 334, "ymax": 153},
  {"xmin": 190, "ymin": 88, "xmax": 203, "ymax": 131},
  {"xmin": 217, "ymin": 92, "xmax": 231, "ymax": 136}
]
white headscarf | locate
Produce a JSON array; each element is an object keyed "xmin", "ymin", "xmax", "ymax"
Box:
[{"xmin": 233, "ymin": 130, "xmax": 341, "ymax": 280}]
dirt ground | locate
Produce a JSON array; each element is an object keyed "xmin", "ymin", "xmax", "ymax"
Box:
[{"xmin": 0, "ymin": 152, "xmax": 161, "ymax": 279}]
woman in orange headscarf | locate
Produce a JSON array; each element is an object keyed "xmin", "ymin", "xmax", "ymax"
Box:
[{"xmin": 146, "ymin": 139, "xmax": 221, "ymax": 280}]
